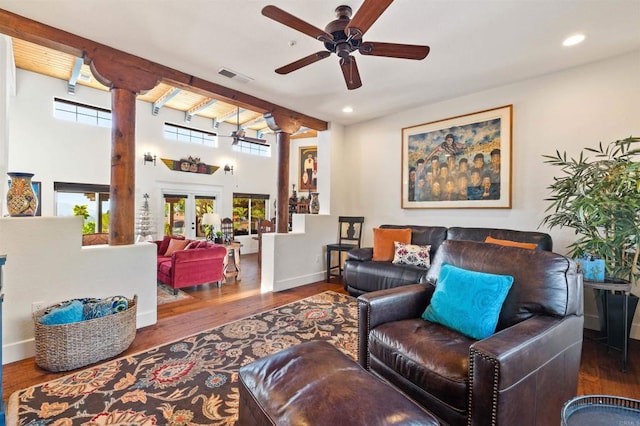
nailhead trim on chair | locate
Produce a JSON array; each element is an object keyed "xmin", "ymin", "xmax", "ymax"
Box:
[
  {"xmin": 357, "ymin": 299, "xmax": 372, "ymax": 370},
  {"xmin": 468, "ymin": 348, "xmax": 500, "ymax": 426}
]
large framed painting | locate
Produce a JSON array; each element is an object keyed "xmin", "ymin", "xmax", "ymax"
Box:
[
  {"xmin": 299, "ymin": 146, "xmax": 317, "ymax": 192},
  {"xmin": 401, "ymin": 105, "xmax": 512, "ymax": 209}
]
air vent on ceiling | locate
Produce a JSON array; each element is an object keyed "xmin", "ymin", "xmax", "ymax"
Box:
[
  {"xmin": 218, "ymin": 67, "xmax": 253, "ymax": 84},
  {"xmin": 78, "ymin": 73, "xmax": 92, "ymax": 82}
]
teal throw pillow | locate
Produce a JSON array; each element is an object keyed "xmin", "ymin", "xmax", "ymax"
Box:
[
  {"xmin": 40, "ymin": 300, "xmax": 84, "ymax": 325},
  {"xmin": 422, "ymin": 263, "xmax": 514, "ymax": 340}
]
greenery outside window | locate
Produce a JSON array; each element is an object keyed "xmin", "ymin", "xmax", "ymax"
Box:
[
  {"xmin": 163, "ymin": 194, "xmax": 216, "ymax": 237},
  {"xmin": 233, "ymin": 193, "xmax": 269, "ymax": 235},
  {"xmin": 54, "ymin": 182, "xmax": 110, "ymax": 234}
]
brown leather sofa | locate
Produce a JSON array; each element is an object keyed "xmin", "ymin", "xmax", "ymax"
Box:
[
  {"xmin": 344, "ymin": 226, "xmax": 553, "ymax": 296},
  {"xmin": 358, "ymin": 240, "xmax": 584, "ymax": 426}
]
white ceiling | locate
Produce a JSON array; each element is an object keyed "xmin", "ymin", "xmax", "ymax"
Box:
[{"xmin": 1, "ymin": 0, "xmax": 639, "ymax": 126}]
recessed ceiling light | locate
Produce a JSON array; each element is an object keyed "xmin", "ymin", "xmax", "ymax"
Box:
[
  {"xmin": 342, "ymin": 106, "xmax": 353, "ymax": 113},
  {"xmin": 563, "ymin": 33, "xmax": 586, "ymax": 47}
]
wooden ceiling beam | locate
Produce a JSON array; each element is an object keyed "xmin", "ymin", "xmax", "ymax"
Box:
[{"xmin": 0, "ymin": 8, "xmax": 329, "ymax": 131}]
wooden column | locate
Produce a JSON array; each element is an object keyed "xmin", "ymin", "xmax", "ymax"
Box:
[
  {"xmin": 109, "ymin": 88, "xmax": 136, "ymax": 244},
  {"xmin": 89, "ymin": 52, "xmax": 159, "ymax": 245},
  {"xmin": 265, "ymin": 112, "xmax": 301, "ymax": 234}
]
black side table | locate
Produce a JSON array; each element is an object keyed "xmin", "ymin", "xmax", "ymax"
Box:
[{"xmin": 583, "ymin": 278, "xmax": 632, "ymax": 372}]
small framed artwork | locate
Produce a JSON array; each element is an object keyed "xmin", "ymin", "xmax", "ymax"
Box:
[
  {"xmin": 299, "ymin": 146, "xmax": 317, "ymax": 192},
  {"xmin": 401, "ymin": 105, "xmax": 512, "ymax": 209}
]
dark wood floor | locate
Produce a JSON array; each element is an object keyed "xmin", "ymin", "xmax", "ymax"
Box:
[{"xmin": 3, "ymin": 253, "xmax": 640, "ymax": 402}]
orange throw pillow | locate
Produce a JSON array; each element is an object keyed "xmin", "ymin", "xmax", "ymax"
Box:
[
  {"xmin": 485, "ymin": 236, "xmax": 537, "ymax": 250},
  {"xmin": 373, "ymin": 228, "xmax": 412, "ymax": 261},
  {"xmin": 164, "ymin": 238, "xmax": 190, "ymax": 256}
]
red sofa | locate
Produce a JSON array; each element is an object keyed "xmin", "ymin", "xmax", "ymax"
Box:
[{"xmin": 154, "ymin": 236, "xmax": 227, "ymax": 294}]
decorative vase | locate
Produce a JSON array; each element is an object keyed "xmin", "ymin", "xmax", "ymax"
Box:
[
  {"xmin": 310, "ymin": 192, "xmax": 320, "ymax": 214},
  {"xmin": 6, "ymin": 172, "xmax": 38, "ymax": 217}
]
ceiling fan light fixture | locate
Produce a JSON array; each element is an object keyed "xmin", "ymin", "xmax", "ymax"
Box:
[{"xmin": 563, "ymin": 33, "xmax": 586, "ymax": 47}]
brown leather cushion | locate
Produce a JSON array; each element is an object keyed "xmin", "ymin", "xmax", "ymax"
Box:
[
  {"xmin": 426, "ymin": 240, "xmax": 580, "ymax": 330},
  {"xmin": 369, "ymin": 318, "xmax": 473, "ymax": 412}
]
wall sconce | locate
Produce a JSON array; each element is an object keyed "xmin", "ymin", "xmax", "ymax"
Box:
[
  {"xmin": 144, "ymin": 152, "xmax": 156, "ymax": 166},
  {"xmin": 224, "ymin": 164, "xmax": 234, "ymax": 175}
]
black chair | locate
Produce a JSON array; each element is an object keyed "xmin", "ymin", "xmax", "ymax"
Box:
[{"xmin": 326, "ymin": 216, "xmax": 364, "ymax": 282}]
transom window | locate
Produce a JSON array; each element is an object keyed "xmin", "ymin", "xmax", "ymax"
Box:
[
  {"xmin": 163, "ymin": 122, "xmax": 217, "ymax": 147},
  {"xmin": 53, "ymin": 98, "xmax": 111, "ymax": 128},
  {"xmin": 233, "ymin": 140, "xmax": 271, "ymax": 157}
]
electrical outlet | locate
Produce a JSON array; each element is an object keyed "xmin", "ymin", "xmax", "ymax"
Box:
[{"xmin": 32, "ymin": 301, "xmax": 45, "ymax": 313}]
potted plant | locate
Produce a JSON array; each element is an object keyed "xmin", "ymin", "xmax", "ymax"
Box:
[
  {"xmin": 214, "ymin": 231, "xmax": 224, "ymax": 244},
  {"xmin": 540, "ymin": 136, "xmax": 640, "ymax": 348}
]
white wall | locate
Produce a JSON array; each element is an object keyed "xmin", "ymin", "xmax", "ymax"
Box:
[
  {"xmin": 0, "ymin": 217, "xmax": 156, "ymax": 364},
  {"xmin": 339, "ymin": 50, "xmax": 640, "ymax": 337}
]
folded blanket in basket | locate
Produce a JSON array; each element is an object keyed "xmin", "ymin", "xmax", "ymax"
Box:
[
  {"xmin": 39, "ymin": 300, "xmax": 84, "ymax": 325},
  {"xmin": 39, "ymin": 296, "xmax": 129, "ymax": 325}
]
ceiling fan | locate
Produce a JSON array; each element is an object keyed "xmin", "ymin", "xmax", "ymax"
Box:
[
  {"xmin": 261, "ymin": 0, "xmax": 430, "ymax": 90},
  {"xmin": 219, "ymin": 107, "xmax": 268, "ymax": 146}
]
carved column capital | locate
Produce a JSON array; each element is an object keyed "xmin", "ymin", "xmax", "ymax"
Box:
[{"xmin": 265, "ymin": 111, "xmax": 302, "ymax": 135}]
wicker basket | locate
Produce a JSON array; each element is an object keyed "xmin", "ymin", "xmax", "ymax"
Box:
[{"xmin": 34, "ymin": 295, "xmax": 137, "ymax": 372}]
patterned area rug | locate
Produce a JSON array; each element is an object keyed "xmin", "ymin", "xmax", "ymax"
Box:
[
  {"xmin": 8, "ymin": 291, "xmax": 357, "ymax": 425},
  {"xmin": 156, "ymin": 282, "xmax": 194, "ymax": 305}
]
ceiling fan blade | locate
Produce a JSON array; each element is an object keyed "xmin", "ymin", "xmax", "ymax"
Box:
[
  {"xmin": 340, "ymin": 55, "xmax": 362, "ymax": 90},
  {"xmin": 344, "ymin": 0, "xmax": 394, "ymax": 39},
  {"xmin": 359, "ymin": 42, "xmax": 430, "ymax": 60},
  {"xmin": 275, "ymin": 51, "xmax": 331, "ymax": 75},
  {"xmin": 240, "ymin": 136, "xmax": 270, "ymax": 146},
  {"xmin": 262, "ymin": 5, "xmax": 334, "ymax": 43}
]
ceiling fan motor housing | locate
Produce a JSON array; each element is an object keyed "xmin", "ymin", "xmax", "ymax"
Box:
[{"xmin": 324, "ymin": 5, "xmax": 361, "ymax": 56}]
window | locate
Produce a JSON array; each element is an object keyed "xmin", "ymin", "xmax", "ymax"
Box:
[
  {"xmin": 163, "ymin": 193, "xmax": 216, "ymax": 238},
  {"xmin": 53, "ymin": 98, "xmax": 111, "ymax": 127},
  {"xmin": 233, "ymin": 193, "xmax": 270, "ymax": 235},
  {"xmin": 233, "ymin": 140, "xmax": 271, "ymax": 157},
  {"xmin": 163, "ymin": 122, "xmax": 217, "ymax": 147},
  {"xmin": 54, "ymin": 182, "xmax": 110, "ymax": 234}
]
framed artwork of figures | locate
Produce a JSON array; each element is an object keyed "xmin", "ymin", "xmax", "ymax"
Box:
[
  {"xmin": 401, "ymin": 105, "xmax": 512, "ymax": 209},
  {"xmin": 299, "ymin": 146, "xmax": 317, "ymax": 192}
]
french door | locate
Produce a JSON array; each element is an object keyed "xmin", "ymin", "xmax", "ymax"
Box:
[{"xmin": 163, "ymin": 192, "xmax": 217, "ymax": 239}]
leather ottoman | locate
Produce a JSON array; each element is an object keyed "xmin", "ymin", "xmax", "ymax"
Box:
[{"xmin": 238, "ymin": 340, "xmax": 439, "ymax": 425}]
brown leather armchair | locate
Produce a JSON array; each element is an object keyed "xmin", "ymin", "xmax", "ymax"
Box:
[{"xmin": 358, "ymin": 240, "xmax": 584, "ymax": 426}]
